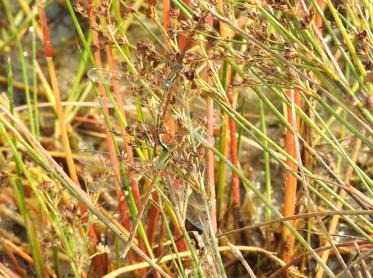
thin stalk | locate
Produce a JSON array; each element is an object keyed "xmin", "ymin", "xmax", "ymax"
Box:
[
  {"xmin": 215, "ymin": 0, "xmax": 234, "ymax": 223},
  {"xmin": 216, "ymin": 62, "xmax": 231, "ymax": 220},
  {"xmin": 310, "ymin": 0, "xmax": 370, "ymax": 96},
  {"xmin": 204, "ymin": 14, "xmax": 217, "ymax": 231},
  {"xmin": 159, "ymin": 199, "xmax": 187, "ymax": 277},
  {"xmin": 5, "ymin": 58, "xmax": 45, "ymax": 278},
  {"xmin": 64, "ymin": 0, "xmax": 96, "ymax": 65},
  {"xmin": 105, "ymin": 43, "xmax": 143, "ymax": 220},
  {"xmin": 282, "ymin": 88, "xmax": 300, "ymax": 264},
  {"xmin": 3, "ymin": 0, "xmax": 36, "ymax": 136},
  {"xmin": 227, "ymin": 91, "xmax": 240, "ymax": 209},
  {"xmin": 52, "ymin": 247, "xmax": 61, "ymax": 278},
  {"xmin": 120, "ymin": 153, "xmax": 168, "ymax": 261},
  {"xmin": 34, "ymin": 60, "xmax": 55, "ymax": 104},
  {"xmin": 259, "ymin": 99, "xmax": 271, "ymax": 223},
  {"xmin": 290, "ymin": 87, "xmax": 351, "ymax": 277},
  {"xmin": 163, "ymin": 0, "xmax": 171, "ymax": 30},
  {"xmin": 65, "ymin": 33, "xmax": 92, "ymax": 108},
  {"xmin": 31, "ymin": 17, "xmax": 40, "ymax": 139},
  {"xmin": 159, "ymin": 193, "xmax": 206, "ymax": 277},
  {"xmin": 236, "ymin": 97, "xmax": 246, "ymax": 155},
  {"xmin": 236, "ymin": 64, "xmax": 373, "ymax": 194},
  {"xmin": 103, "ymin": 245, "xmax": 297, "ymax": 278},
  {"xmin": 36, "ymin": 0, "xmax": 79, "ymax": 185},
  {"xmin": 65, "ymin": 82, "xmax": 93, "ymax": 124},
  {"xmin": 206, "ymin": 3, "xmax": 373, "ymax": 124},
  {"xmin": 170, "ymin": 0, "xmax": 193, "ymax": 19},
  {"xmin": 143, "ymin": 0, "xmax": 169, "ymax": 251},
  {"xmin": 326, "ymin": 0, "xmax": 366, "ymax": 77}
]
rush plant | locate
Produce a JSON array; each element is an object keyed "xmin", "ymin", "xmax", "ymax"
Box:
[{"xmin": 0, "ymin": 0, "xmax": 371, "ymax": 277}]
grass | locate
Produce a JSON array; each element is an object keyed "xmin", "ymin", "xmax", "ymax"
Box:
[{"xmin": 0, "ymin": 0, "xmax": 372, "ymax": 277}]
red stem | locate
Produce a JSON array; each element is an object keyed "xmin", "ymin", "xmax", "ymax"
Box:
[
  {"xmin": 37, "ymin": 4, "xmax": 53, "ymax": 58},
  {"xmin": 227, "ymin": 91, "xmax": 240, "ymax": 208}
]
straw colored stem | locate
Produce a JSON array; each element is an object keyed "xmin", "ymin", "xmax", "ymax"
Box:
[
  {"xmin": 0, "ymin": 76, "xmax": 41, "ymax": 96},
  {"xmin": 36, "ymin": 2, "xmax": 109, "ymax": 276},
  {"xmin": 36, "ymin": 0, "xmax": 78, "ymax": 186},
  {"xmin": 3, "ymin": 0, "xmax": 36, "ymax": 136},
  {"xmin": 89, "ymin": 1, "xmax": 156, "ymax": 270},
  {"xmin": 205, "ymin": 13, "xmax": 217, "ymax": 231},
  {"xmin": 103, "ymin": 245, "xmax": 289, "ymax": 278}
]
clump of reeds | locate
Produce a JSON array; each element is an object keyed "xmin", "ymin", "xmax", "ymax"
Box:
[{"xmin": 0, "ymin": 0, "xmax": 372, "ymax": 277}]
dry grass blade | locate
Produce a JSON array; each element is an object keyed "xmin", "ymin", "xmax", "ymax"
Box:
[{"xmin": 228, "ymin": 243, "xmax": 256, "ymax": 278}]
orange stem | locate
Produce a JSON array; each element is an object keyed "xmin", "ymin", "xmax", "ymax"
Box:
[
  {"xmin": 146, "ymin": 190, "xmax": 160, "ymax": 246},
  {"xmin": 314, "ymin": 0, "xmax": 325, "ymax": 32},
  {"xmin": 281, "ymin": 3, "xmax": 304, "ymax": 267},
  {"xmin": 177, "ymin": 0, "xmax": 191, "ymax": 50},
  {"xmin": 282, "ymin": 88, "xmax": 301, "ymax": 264},
  {"xmin": 163, "ymin": 0, "xmax": 170, "ymax": 30}
]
